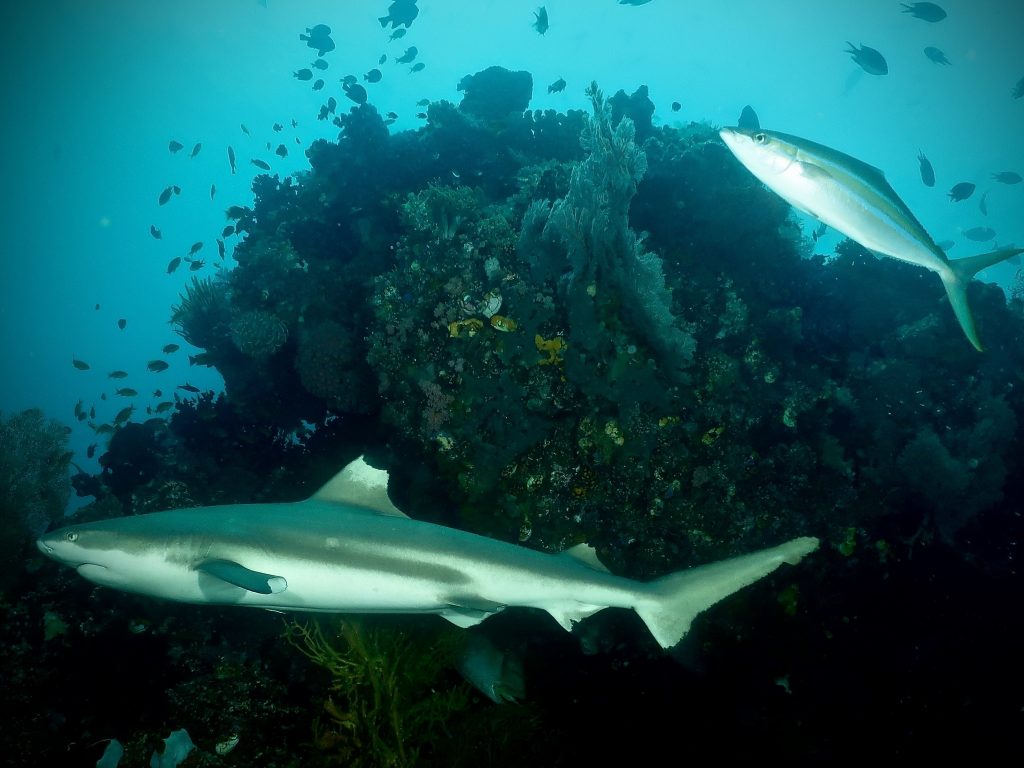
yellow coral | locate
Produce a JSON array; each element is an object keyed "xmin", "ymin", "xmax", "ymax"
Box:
[
  {"xmin": 448, "ymin": 318, "xmax": 484, "ymax": 338},
  {"xmin": 534, "ymin": 334, "xmax": 566, "ymax": 365}
]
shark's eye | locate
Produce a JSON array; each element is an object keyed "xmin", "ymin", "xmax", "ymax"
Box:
[
  {"xmin": 65, "ymin": 531, "xmax": 78, "ymax": 543},
  {"xmin": 754, "ymin": 132, "xmax": 767, "ymax": 145}
]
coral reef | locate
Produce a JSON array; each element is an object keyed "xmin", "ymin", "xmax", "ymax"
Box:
[{"xmin": 0, "ymin": 409, "xmax": 71, "ymax": 588}]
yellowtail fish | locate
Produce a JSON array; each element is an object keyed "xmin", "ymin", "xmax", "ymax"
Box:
[{"xmin": 719, "ymin": 127, "xmax": 1023, "ymax": 351}]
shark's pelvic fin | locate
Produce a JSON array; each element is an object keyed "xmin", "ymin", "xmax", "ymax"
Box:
[
  {"xmin": 311, "ymin": 455, "xmax": 408, "ymax": 517},
  {"xmin": 441, "ymin": 596, "xmax": 507, "ymax": 627},
  {"xmin": 634, "ymin": 536, "xmax": 819, "ymax": 649},
  {"xmin": 196, "ymin": 559, "xmax": 288, "ymax": 595}
]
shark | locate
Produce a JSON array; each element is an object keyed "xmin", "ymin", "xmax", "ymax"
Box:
[
  {"xmin": 719, "ymin": 126, "xmax": 1024, "ymax": 351},
  {"xmin": 37, "ymin": 456, "xmax": 819, "ymax": 649}
]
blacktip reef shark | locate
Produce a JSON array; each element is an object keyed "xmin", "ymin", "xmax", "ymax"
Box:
[
  {"xmin": 37, "ymin": 457, "xmax": 818, "ymax": 649},
  {"xmin": 719, "ymin": 126, "xmax": 1024, "ymax": 351}
]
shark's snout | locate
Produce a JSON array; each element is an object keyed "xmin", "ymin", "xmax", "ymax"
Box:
[{"xmin": 36, "ymin": 539, "xmax": 54, "ymax": 556}]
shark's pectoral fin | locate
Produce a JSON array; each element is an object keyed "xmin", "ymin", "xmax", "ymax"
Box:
[
  {"xmin": 547, "ymin": 604, "xmax": 606, "ymax": 632},
  {"xmin": 196, "ymin": 559, "xmax": 288, "ymax": 595},
  {"xmin": 441, "ymin": 596, "xmax": 506, "ymax": 627}
]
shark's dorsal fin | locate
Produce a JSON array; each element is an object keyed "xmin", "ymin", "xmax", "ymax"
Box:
[
  {"xmin": 559, "ymin": 543, "xmax": 609, "ymax": 572},
  {"xmin": 311, "ymin": 455, "xmax": 408, "ymax": 518}
]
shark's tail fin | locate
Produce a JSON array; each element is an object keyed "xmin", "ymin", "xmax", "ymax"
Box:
[
  {"xmin": 941, "ymin": 248, "xmax": 1024, "ymax": 351},
  {"xmin": 633, "ymin": 536, "xmax": 819, "ymax": 649}
]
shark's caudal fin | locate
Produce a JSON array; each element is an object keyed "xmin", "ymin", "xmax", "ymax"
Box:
[
  {"xmin": 941, "ymin": 248, "xmax": 1024, "ymax": 351},
  {"xmin": 634, "ymin": 536, "xmax": 819, "ymax": 649}
]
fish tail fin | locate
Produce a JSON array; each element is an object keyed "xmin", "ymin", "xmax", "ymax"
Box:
[
  {"xmin": 633, "ymin": 537, "xmax": 819, "ymax": 649},
  {"xmin": 942, "ymin": 248, "xmax": 1024, "ymax": 351}
]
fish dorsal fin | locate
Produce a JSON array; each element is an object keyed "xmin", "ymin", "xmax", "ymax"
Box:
[
  {"xmin": 559, "ymin": 543, "xmax": 610, "ymax": 572},
  {"xmin": 311, "ymin": 455, "xmax": 408, "ymax": 517}
]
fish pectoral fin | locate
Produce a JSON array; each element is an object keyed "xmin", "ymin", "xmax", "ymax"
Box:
[
  {"xmin": 547, "ymin": 603, "xmax": 606, "ymax": 633},
  {"xmin": 196, "ymin": 559, "xmax": 288, "ymax": 595},
  {"xmin": 440, "ymin": 596, "xmax": 506, "ymax": 627}
]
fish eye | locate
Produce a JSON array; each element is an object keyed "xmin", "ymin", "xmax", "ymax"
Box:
[
  {"xmin": 65, "ymin": 531, "xmax": 78, "ymax": 543},
  {"xmin": 754, "ymin": 132, "xmax": 767, "ymax": 144}
]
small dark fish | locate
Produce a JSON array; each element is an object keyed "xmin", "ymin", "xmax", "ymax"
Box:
[
  {"xmin": 396, "ymin": 46, "xmax": 418, "ymax": 64},
  {"xmin": 228, "ymin": 146, "xmax": 237, "ymax": 174},
  {"xmin": 379, "ymin": 1, "xmax": 419, "ymax": 29},
  {"xmin": 74, "ymin": 400, "xmax": 85, "ymax": 420},
  {"xmin": 158, "ymin": 186, "xmax": 174, "ymax": 206},
  {"xmin": 991, "ymin": 171, "xmax": 1022, "ymax": 184},
  {"xmin": 923, "ymin": 46, "xmax": 950, "ymax": 65},
  {"xmin": 210, "ymin": 183, "xmax": 216, "ymax": 200},
  {"xmin": 1014, "ymin": 76, "xmax": 1024, "ymax": 99},
  {"xmin": 345, "ymin": 83, "xmax": 368, "ymax": 104},
  {"xmin": 162, "ymin": 344, "xmax": 180, "ymax": 354},
  {"xmin": 189, "ymin": 241, "xmax": 203, "ymax": 256},
  {"xmin": 153, "ymin": 389, "xmax": 162, "ymax": 397},
  {"xmin": 273, "ymin": 123, "xmax": 283, "ymax": 132},
  {"xmin": 979, "ymin": 191, "xmax": 989, "ymax": 216},
  {"xmin": 291, "ymin": 118, "xmax": 298, "ymax": 127},
  {"xmin": 964, "ymin": 226, "xmax": 996, "ymax": 242},
  {"xmin": 189, "ymin": 352, "xmax": 215, "ymax": 366},
  {"xmin": 115, "ymin": 387, "xmax": 138, "ymax": 397},
  {"xmin": 812, "ymin": 222, "xmax": 828, "ymax": 241},
  {"xmin": 226, "ymin": 205, "xmax": 247, "ymax": 219},
  {"xmin": 168, "ymin": 140, "xmax": 184, "ymax": 154},
  {"xmin": 901, "ymin": 2, "xmax": 946, "ymax": 22},
  {"xmin": 327, "ymin": 97, "xmax": 337, "ymax": 113},
  {"xmin": 87, "ymin": 443, "xmax": 97, "ymax": 459},
  {"xmin": 312, "ymin": 59, "xmax": 329, "ymax": 70},
  {"xmin": 95, "ymin": 304, "xmax": 100, "ymax": 310},
  {"xmin": 365, "ymin": 68, "xmax": 382, "ymax": 83},
  {"xmin": 117, "ymin": 318, "xmax": 127, "ymax": 330},
  {"xmin": 416, "ymin": 98, "xmax": 429, "ymax": 106},
  {"xmin": 293, "ymin": 68, "xmax": 314, "ymax": 81},
  {"xmin": 155, "ymin": 401, "xmax": 174, "ymax": 413},
  {"xmin": 189, "ymin": 259, "xmax": 204, "ymax": 272},
  {"xmin": 918, "ymin": 151, "xmax": 935, "ymax": 187},
  {"xmin": 173, "ymin": 185, "xmax": 181, "ymax": 195},
  {"xmin": 332, "ymin": 116, "xmax": 344, "ymax": 127},
  {"xmin": 240, "ymin": 123, "xmax": 250, "ymax": 136},
  {"xmin": 948, "ymin": 182, "xmax": 975, "ymax": 202},
  {"xmin": 266, "ymin": 141, "xmax": 272, "ymax": 150},
  {"xmin": 378, "ymin": 54, "xmax": 387, "ymax": 65},
  {"xmin": 147, "ymin": 360, "xmax": 169, "ymax": 372},
  {"xmin": 386, "ymin": 111, "xmax": 398, "ymax": 120},
  {"xmin": 547, "ymin": 77, "xmax": 566, "ymax": 94},
  {"xmin": 113, "ymin": 405, "xmax": 134, "ymax": 424},
  {"xmin": 846, "ymin": 42, "xmax": 888, "ymax": 75},
  {"xmin": 108, "ymin": 370, "xmax": 128, "ymax": 379},
  {"xmin": 150, "ymin": 224, "xmax": 162, "ymax": 239},
  {"xmin": 89, "ymin": 406, "xmax": 95, "ymax": 419},
  {"xmin": 217, "ymin": 239, "xmax": 226, "ymax": 259},
  {"xmin": 533, "ymin": 6, "xmax": 549, "ymax": 35},
  {"xmin": 409, "ymin": 62, "xmax": 425, "ymax": 73},
  {"xmin": 670, "ymin": 101, "xmax": 681, "ymax": 112},
  {"xmin": 189, "ymin": 143, "xmax": 202, "ymax": 158},
  {"xmin": 389, "ymin": 28, "xmax": 407, "ymax": 41},
  {"xmin": 342, "ymin": 74, "xmax": 358, "ymax": 86},
  {"xmin": 300, "ymin": 24, "xmax": 335, "ymax": 56},
  {"xmin": 317, "ymin": 104, "xmax": 330, "ymax": 121},
  {"xmin": 221, "ymin": 224, "xmax": 235, "ymax": 237},
  {"xmin": 737, "ymin": 105, "xmax": 759, "ymax": 130},
  {"xmin": 167, "ymin": 256, "xmax": 182, "ymax": 273},
  {"xmin": 72, "ymin": 358, "xmax": 89, "ymax": 371},
  {"xmin": 416, "ymin": 112, "xmax": 427, "ymax": 119},
  {"xmin": 251, "ymin": 158, "xmax": 271, "ymax": 171},
  {"xmin": 94, "ymin": 423, "xmax": 114, "ymax": 434},
  {"xmin": 312, "ymin": 79, "xmax": 325, "ymax": 91},
  {"xmin": 178, "ymin": 382, "xmax": 201, "ymax": 393},
  {"xmin": 275, "ymin": 144, "xmax": 288, "ymax": 158}
]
